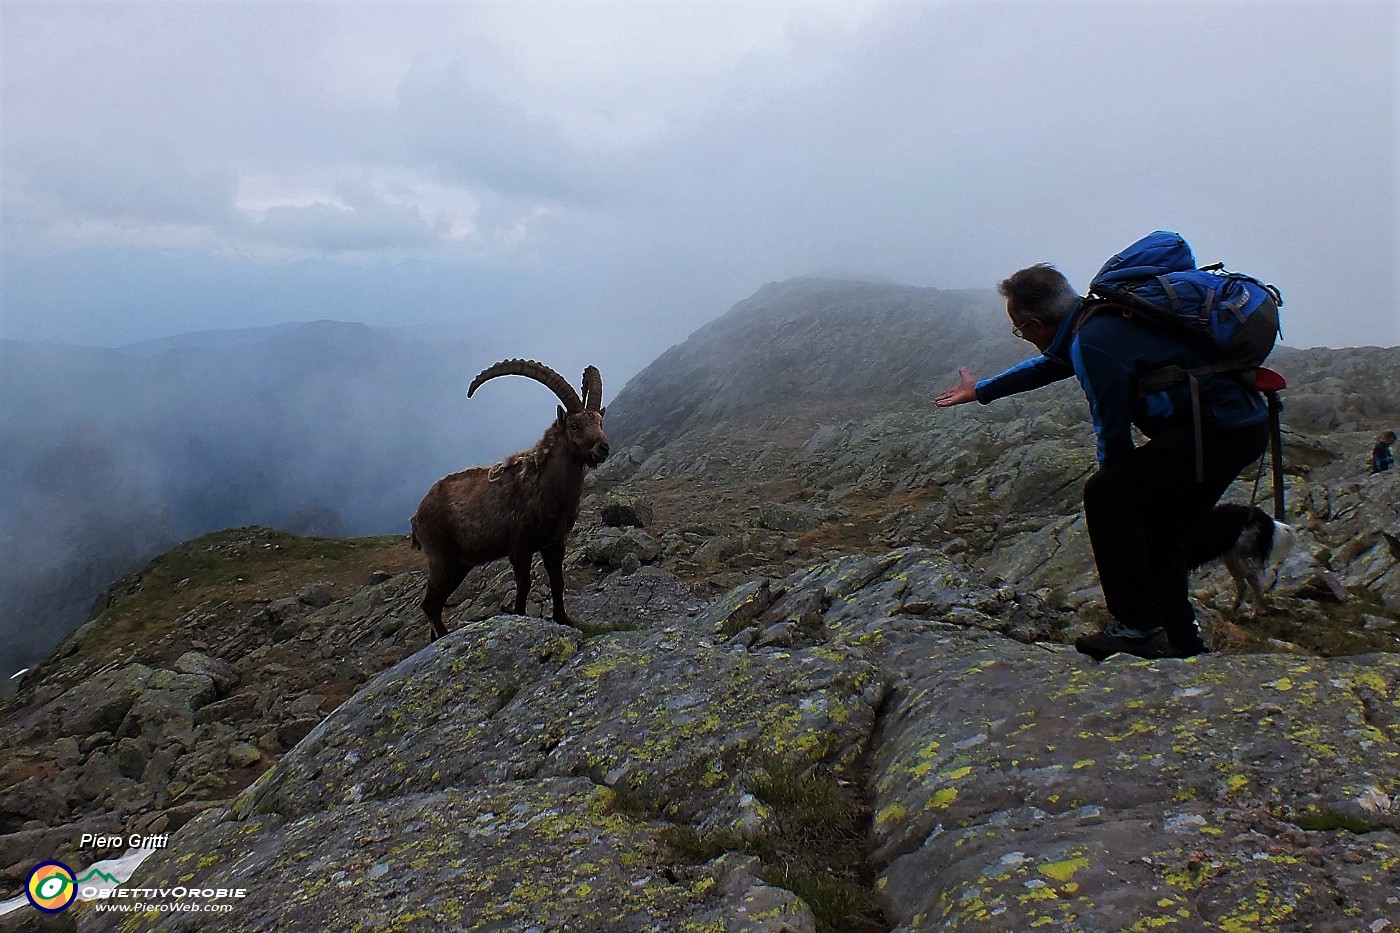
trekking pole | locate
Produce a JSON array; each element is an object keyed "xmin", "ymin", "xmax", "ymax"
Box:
[
  {"xmin": 1255, "ymin": 368, "xmax": 1288, "ymax": 521},
  {"xmin": 1269, "ymin": 392, "xmax": 1285, "ymax": 519},
  {"xmin": 1250, "ymin": 448, "xmax": 1266, "ymax": 508}
]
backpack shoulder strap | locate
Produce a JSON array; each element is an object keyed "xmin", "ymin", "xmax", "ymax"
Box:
[{"xmin": 1072, "ymin": 296, "xmax": 1122, "ymax": 335}]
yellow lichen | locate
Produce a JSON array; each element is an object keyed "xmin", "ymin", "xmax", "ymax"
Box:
[
  {"xmin": 929, "ymin": 787, "xmax": 958, "ymax": 809},
  {"xmin": 1038, "ymin": 856, "xmax": 1089, "ymax": 883},
  {"xmin": 876, "ymin": 801, "xmax": 908, "ymax": 825}
]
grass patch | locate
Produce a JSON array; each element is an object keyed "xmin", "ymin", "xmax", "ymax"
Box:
[
  {"xmin": 761, "ymin": 866, "xmax": 880, "ymax": 933},
  {"xmin": 1232, "ymin": 586, "xmax": 1400, "ymax": 657},
  {"xmin": 659, "ymin": 755, "xmax": 884, "ymax": 933},
  {"xmin": 90, "ymin": 526, "xmax": 414, "ymax": 641},
  {"xmin": 1290, "ymin": 809, "xmax": 1376, "ymax": 834},
  {"xmin": 599, "ymin": 785, "xmax": 656, "ymax": 821},
  {"xmin": 25, "ymin": 525, "xmax": 422, "ymax": 697},
  {"xmin": 574, "ymin": 620, "xmax": 637, "ymax": 640},
  {"xmin": 717, "ymin": 614, "xmax": 751, "ymax": 641},
  {"xmin": 660, "ymin": 825, "xmax": 766, "ymax": 863},
  {"xmin": 748, "ymin": 757, "xmax": 858, "ymax": 834}
]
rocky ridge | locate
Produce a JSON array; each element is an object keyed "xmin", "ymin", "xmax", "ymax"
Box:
[
  {"xmin": 2, "ymin": 278, "xmax": 1398, "ymax": 931},
  {"xmin": 55, "ymin": 548, "xmax": 1400, "ymax": 933}
]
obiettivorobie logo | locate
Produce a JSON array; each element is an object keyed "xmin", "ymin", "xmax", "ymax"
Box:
[
  {"xmin": 26, "ymin": 862, "xmax": 77, "ymax": 913},
  {"xmin": 18, "ymin": 861, "xmax": 247, "ymax": 916},
  {"xmin": 24, "ymin": 864, "xmax": 131, "ymax": 913}
]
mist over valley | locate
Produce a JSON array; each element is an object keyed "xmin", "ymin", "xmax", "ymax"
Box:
[{"xmin": 0, "ymin": 321, "xmax": 546, "ymax": 675}]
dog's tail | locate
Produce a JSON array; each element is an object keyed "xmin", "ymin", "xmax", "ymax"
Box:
[{"xmin": 1268, "ymin": 517, "xmax": 1298, "ymax": 570}]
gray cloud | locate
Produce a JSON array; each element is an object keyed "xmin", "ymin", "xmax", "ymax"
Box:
[
  {"xmin": 251, "ymin": 181, "xmax": 446, "ymax": 253},
  {"xmin": 0, "ymin": 0, "xmax": 1394, "ymax": 359},
  {"xmin": 393, "ymin": 57, "xmax": 603, "ymax": 205},
  {"xmin": 13, "ymin": 138, "xmax": 239, "ymax": 229},
  {"xmin": 570, "ymin": 1, "xmax": 1398, "ymax": 352}
]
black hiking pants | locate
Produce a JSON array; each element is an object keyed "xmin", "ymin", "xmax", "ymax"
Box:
[{"xmin": 1082, "ymin": 421, "xmax": 1269, "ymax": 650}]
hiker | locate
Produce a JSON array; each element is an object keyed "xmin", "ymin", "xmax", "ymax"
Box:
[
  {"xmin": 1374, "ymin": 430, "xmax": 1396, "ymax": 474},
  {"xmin": 936, "ymin": 262, "xmax": 1270, "ymax": 661}
]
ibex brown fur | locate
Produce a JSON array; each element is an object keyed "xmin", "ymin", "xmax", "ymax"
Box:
[{"xmin": 410, "ymin": 359, "xmax": 609, "ymax": 640}]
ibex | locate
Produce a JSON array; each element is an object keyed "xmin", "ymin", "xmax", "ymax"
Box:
[{"xmin": 410, "ymin": 359, "xmax": 609, "ymax": 640}]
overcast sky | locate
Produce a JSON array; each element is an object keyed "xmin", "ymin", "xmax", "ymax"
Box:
[{"xmin": 1, "ymin": 0, "xmax": 1395, "ymax": 384}]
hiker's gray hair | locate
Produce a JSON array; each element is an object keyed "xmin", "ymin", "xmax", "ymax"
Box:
[{"xmin": 999, "ymin": 263, "xmax": 1078, "ymax": 325}]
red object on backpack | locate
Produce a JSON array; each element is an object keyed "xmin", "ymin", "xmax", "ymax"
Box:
[{"xmin": 1255, "ymin": 367, "xmax": 1287, "ymax": 392}]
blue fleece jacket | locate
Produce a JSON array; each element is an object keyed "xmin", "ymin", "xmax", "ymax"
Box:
[{"xmin": 975, "ymin": 301, "xmax": 1268, "ymax": 465}]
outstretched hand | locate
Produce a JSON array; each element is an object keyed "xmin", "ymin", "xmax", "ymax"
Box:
[{"xmin": 935, "ymin": 368, "xmax": 978, "ymax": 408}]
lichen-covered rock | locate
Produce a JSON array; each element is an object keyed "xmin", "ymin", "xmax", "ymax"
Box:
[
  {"xmin": 0, "ymin": 776, "xmax": 72, "ymax": 835},
  {"xmin": 1308, "ymin": 469, "xmax": 1400, "ymax": 609},
  {"xmin": 83, "ymin": 612, "xmax": 883, "ymax": 931},
  {"xmin": 173, "ymin": 652, "xmax": 239, "ymax": 695},
  {"xmin": 694, "ymin": 580, "xmax": 775, "ymax": 638},
  {"xmin": 600, "ymin": 492, "xmax": 655, "ymax": 528},
  {"xmin": 868, "ymin": 635, "xmax": 1400, "ymax": 931},
  {"xmin": 236, "ymin": 614, "xmax": 880, "ymax": 830},
  {"xmin": 737, "ymin": 548, "xmax": 1062, "ymax": 665},
  {"xmin": 231, "ymin": 618, "xmax": 584, "ymax": 821},
  {"xmin": 756, "ymin": 502, "xmax": 816, "ymax": 533},
  {"xmin": 18, "ymin": 664, "xmax": 156, "ymax": 741},
  {"xmin": 82, "ymin": 779, "xmax": 792, "ymax": 933},
  {"xmin": 983, "ymin": 514, "xmax": 1096, "ymax": 602},
  {"xmin": 16, "ymin": 533, "xmax": 1400, "ymax": 933},
  {"xmin": 297, "ymin": 582, "xmax": 334, "ymax": 608},
  {"xmin": 581, "ymin": 526, "xmax": 664, "ymax": 570},
  {"xmin": 226, "ymin": 743, "xmax": 261, "ymax": 768},
  {"xmin": 116, "ymin": 670, "xmax": 215, "ymax": 750}
]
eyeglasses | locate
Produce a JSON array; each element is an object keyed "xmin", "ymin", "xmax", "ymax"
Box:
[{"xmin": 1011, "ymin": 321, "xmax": 1029, "ymax": 339}]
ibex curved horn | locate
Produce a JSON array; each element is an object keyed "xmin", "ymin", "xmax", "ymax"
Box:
[
  {"xmin": 581, "ymin": 366, "xmax": 603, "ymax": 412},
  {"xmin": 468, "ymin": 359, "xmax": 583, "ymax": 412}
]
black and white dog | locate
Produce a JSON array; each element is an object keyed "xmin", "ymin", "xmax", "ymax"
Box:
[{"xmin": 1187, "ymin": 504, "xmax": 1298, "ymax": 618}]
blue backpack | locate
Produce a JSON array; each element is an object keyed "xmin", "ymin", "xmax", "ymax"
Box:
[
  {"xmin": 1086, "ymin": 230, "xmax": 1283, "ymax": 375},
  {"xmin": 1084, "ymin": 231, "xmax": 1285, "ymax": 483}
]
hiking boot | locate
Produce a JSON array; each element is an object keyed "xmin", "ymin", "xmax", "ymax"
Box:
[
  {"xmin": 1167, "ymin": 633, "xmax": 1210, "ymax": 658},
  {"xmin": 1166, "ymin": 620, "xmax": 1210, "ymax": 658},
  {"xmin": 1075, "ymin": 629, "xmax": 1174, "ymax": 662}
]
